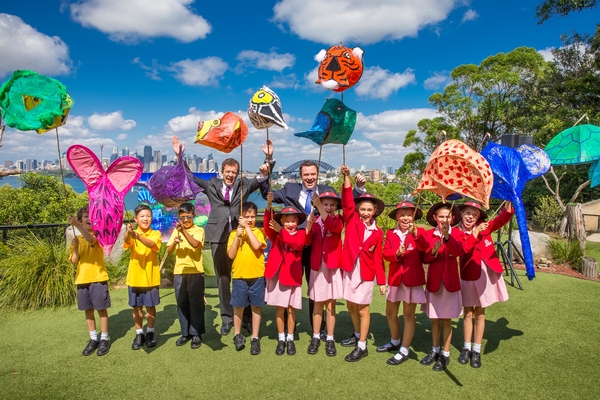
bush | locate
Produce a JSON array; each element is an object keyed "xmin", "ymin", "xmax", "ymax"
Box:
[
  {"xmin": 548, "ymin": 239, "xmax": 584, "ymax": 268},
  {"xmin": 105, "ymin": 248, "xmax": 131, "ymax": 287},
  {"xmin": 0, "ymin": 233, "xmax": 76, "ymax": 309},
  {"xmin": 533, "ymin": 196, "xmax": 563, "ymax": 232}
]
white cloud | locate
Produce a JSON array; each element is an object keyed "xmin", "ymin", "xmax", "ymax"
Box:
[
  {"xmin": 356, "ymin": 108, "xmax": 439, "ymax": 142},
  {"xmin": 116, "ymin": 133, "xmax": 128, "ymax": 141},
  {"xmin": 424, "ymin": 71, "xmax": 452, "ymax": 90},
  {"xmin": 273, "ymin": 0, "xmax": 458, "ymax": 44},
  {"xmin": 70, "ymin": 0, "xmax": 211, "ymax": 43},
  {"xmin": 236, "ymin": 50, "xmax": 296, "ymax": 72},
  {"xmin": 269, "ymin": 73, "xmax": 299, "ymax": 89},
  {"xmin": 538, "ymin": 47, "xmax": 555, "ymax": 62},
  {"xmin": 461, "ymin": 9, "xmax": 479, "ymax": 23},
  {"xmin": 88, "ymin": 111, "xmax": 136, "ymax": 131},
  {"xmin": 132, "ymin": 58, "xmax": 161, "ymax": 80},
  {"xmin": 355, "ymin": 67, "xmax": 416, "ymax": 100},
  {"xmin": 0, "ymin": 14, "xmax": 71, "ymax": 77},
  {"xmin": 169, "ymin": 57, "xmax": 228, "ymax": 86}
]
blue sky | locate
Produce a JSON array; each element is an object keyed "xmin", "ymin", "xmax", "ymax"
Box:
[{"xmin": 0, "ymin": 0, "xmax": 597, "ymax": 171}]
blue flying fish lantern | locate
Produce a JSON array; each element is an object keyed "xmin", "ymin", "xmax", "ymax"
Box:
[{"xmin": 295, "ymin": 98, "xmax": 356, "ymax": 146}]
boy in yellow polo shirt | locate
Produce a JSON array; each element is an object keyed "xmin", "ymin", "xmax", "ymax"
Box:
[
  {"xmin": 227, "ymin": 202, "xmax": 267, "ymax": 355},
  {"xmin": 124, "ymin": 204, "xmax": 163, "ymax": 350},
  {"xmin": 69, "ymin": 206, "xmax": 111, "ymax": 357},
  {"xmin": 166, "ymin": 203, "xmax": 205, "ymax": 349}
]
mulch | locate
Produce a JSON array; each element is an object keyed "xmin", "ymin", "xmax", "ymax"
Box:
[{"xmin": 512, "ymin": 262, "xmax": 598, "ymax": 281}]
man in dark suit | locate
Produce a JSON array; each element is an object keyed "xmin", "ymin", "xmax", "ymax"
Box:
[{"xmin": 173, "ymin": 136, "xmax": 271, "ymax": 335}]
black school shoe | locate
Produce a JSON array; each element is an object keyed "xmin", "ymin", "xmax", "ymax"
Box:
[
  {"xmin": 191, "ymin": 335, "xmax": 202, "ymax": 349},
  {"xmin": 470, "ymin": 351, "xmax": 481, "ymax": 368},
  {"xmin": 433, "ymin": 354, "xmax": 450, "ymax": 371},
  {"xmin": 233, "ymin": 334, "xmax": 246, "ymax": 351},
  {"xmin": 340, "ymin": 334, "xmax": 359, "ymax": 347},
  {"xmin": 325, "ymin": 340, "xmax": 337, "ymax": 357},
  {"xmin": 97, "ymin": 339, "xmax": 110, "ymax": 356},
  {"xmin": 250, "ymin": 338, "xmax": 261, "ymax": 355},
  {"xmin": 376, "ymin": 342, "xmax": 401, "ymax": 353},
  {"xmin": 420, "ymin": 350, "xmax": 439, "ymax": 365},
  {"xmin": 307, "ymin": 337, "xmax": 320, "ymax": 355},
  {"xmin": 82, "ymin": 339, "xmax": 99, "ymax": 356},
  {"xmin": 286, "ymin": 340, "xmax": 296, "ymax": 356},
  {"xmin": 387, "ymin": 352, "xmax": 410, "ymax": 366},
  {"xmin": 131, "ymin": 333, "xmax": 145, "ymax": 350},
  {"xmin": 275, "ymin": 340, "xmax": 286, "ymax": 356},
  {"xmin": 345, "ymin": 346, "xmax": 368, "ymax": 362},
  {"xmin": 146, "ymin": 332, "xmax": 157, "ymax": 348},
  {"xmin": 458, "ymin": 348, "xmax": 471, "ymax": 364},
  {"xmin": 176, "ymin": 336, "xmax": 191, "ymax": 346}
]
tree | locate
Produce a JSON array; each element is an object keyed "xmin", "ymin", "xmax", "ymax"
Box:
[{"xmin": 536, "ymin": 0, "xmax": 598, "ymax": 24}]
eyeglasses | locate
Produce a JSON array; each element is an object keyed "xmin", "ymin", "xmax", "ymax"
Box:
[{"xmin": 178, "ymin": 216, "xmax": 194, "ymax": 221}]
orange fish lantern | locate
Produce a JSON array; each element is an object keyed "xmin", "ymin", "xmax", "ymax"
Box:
[
  {"xmin": 315, "ymin": 43, "xmax": 364, "ymax": 92},
  {"xmin": 414, "ymin": 139, "xmax": 494, "ymax": 209},
  {"xmin": 195, "ymin": 112, "xmax": 248, "ymax": 153}
]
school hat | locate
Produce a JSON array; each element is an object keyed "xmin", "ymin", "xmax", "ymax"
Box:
[
  {"xmin": 354, "ymin": 193, "xmax": 385, "ymax": 217},
  {"xmin": 319, "ymin": 191, "xmax": 341, "ymax": 210},
  {"xmin": 457, "ymin": 200, "xmax": 488, "ymax": 222},
  {"xmin": 274, "ymin": 206, "xmax": 307, "ymax": 225},
  {"xmin": 425, "ymin": 202, "xmax": 462, "ymax": 227},
  {"xmin": 388, "ymin": 201, "xmax": 423, "ymax": 221}
]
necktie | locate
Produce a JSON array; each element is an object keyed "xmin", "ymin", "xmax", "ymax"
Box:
[
  {"xmin": 224, "ymin": 186, "xmax": 231, "ymax": 204},
  {"xmin": 304, "ymin": 190, "xmax": 312, "ymax": 214}
]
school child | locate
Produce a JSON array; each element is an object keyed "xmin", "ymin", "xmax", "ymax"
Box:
[
  {"xmin": 339, "ymin": 165, "xmax": 386, "ymax": 362},
  {"xmin": 166, "ymin": 203, "xmax": 205, "ymax": 349},
  {"xmin": 263, "ymin": 192, "xmax": 306, "ymax": 356},
  {"xmin": 457, "ymin": 200, "xmax": 513, "ymax": 368},
  {"xmin": 417, "ymin": 202, "xmax": 465, "ymax": 371},
  {"xmin": 124, "ymin": 204, "xmax": 163, "ymax": 350},
  {"xmin": 227, "ymin": 202, "xmax": 267, "ymax": 355},
  {"xmin": 380, "ymin": 201, "xmax": 426, "ymax": 366},
  {"xmin": 68, "ymin": 206, "xmax": 111, "ymax": 356},
  {"xmin": 305, "ymin": 191, "xmax": 344, "ymax": 357}
]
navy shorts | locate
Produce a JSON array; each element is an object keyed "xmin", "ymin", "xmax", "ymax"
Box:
[
  {"xmin": 231, "ymin": 277, "xmax": 265, "ymax": 308},
  {"xmin": 77, "ymin": 281, "xmax": 111, "ymax": 311},
  {"xmin": 128, "ymin": 286, "xmax": 160, "ymax": 307}
]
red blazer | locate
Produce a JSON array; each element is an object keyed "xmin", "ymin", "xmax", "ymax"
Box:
[
  {"xmin": 263, "ymin": 210, "xmax": 305, "ymax": 287},
  {"xmin": 340, "ymin": 186, "xmax": 386, "ymax": 285},
  {"xmin": 460, "ymin": 208, "xmax": 514, "ymax": 280},
  {"xmin": 305, "ymin": 214, "xmax": 343, "ymax": 271},
  {"xmin": 416, "ymin": 227, "xmax": 465, "ymax": 293},
  {"xmin": 383, "ymin": 227, "xmax": 426, "ymax": 287}
]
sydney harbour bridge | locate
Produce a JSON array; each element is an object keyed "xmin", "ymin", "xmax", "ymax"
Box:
[{"xmin": 280, "ymin": 160, "xmax": 336, "ymax": 174}]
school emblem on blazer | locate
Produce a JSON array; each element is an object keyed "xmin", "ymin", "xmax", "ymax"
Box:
[
  {"xmin": 407, "ymin": 244, "xmax": 414, "ymax": 251},
  {"xmin": 326, "ymin": 231, "xmax": 333, "ymax": 237},
  {"xmin": 484, "ymin": 239, "xmax": 493, "ymax": 247},
  {"xmin": 368, "ymin": 245, "xmax": 375, "ymax": 253}
]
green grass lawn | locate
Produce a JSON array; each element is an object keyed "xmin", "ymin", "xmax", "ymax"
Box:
[{"xmin": 1, "ymin": 271, "xmax": 599, "ymax": 399}]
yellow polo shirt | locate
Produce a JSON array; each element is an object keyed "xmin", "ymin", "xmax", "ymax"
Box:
[
  {"xmin": 70, "ymin": 235, "xmax": 108, "ymax": 285},
  {"xmin": 166, "ymin": 225, "xmax": 205, "ymax": 274},
  {"xmin": 227, "ymin": 227, "xmax": 267, "ymax": 279},
  {"xmin": 124, "ymin": 228, "xmax": 162, "ymax": 287}
]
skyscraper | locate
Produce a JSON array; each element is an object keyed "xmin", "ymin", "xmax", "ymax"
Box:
[
  {"xmin": 143, "ymin": 145, "xmax": 153, "ymax": 172},
  {"xmin": 110, "ymin": 147, "xmax": 118, "ymax": 163},
  {"xmin": 122, "ymin": 146, "xmax": 130, "ymax": 156},
  {"xmin": 153, "ymin": 150, "xmax": 162, "ymax": 168}
]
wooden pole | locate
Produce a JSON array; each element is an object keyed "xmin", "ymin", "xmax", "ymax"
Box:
[
  {"xmin": 317, "ymin": 145, "xmax": 322, "ymax": 186},
  {"xmin": 55, "ymin": 127, "xmax": 75, "ymax": 235}
]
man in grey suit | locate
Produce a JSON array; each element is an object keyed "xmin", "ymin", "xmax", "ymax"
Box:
[{"xmin": 173, "ymin": 136, "xmax": 271, "ymax": 335}]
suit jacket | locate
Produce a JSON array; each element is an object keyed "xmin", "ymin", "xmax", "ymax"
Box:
[
  {"xmin": 460, "ymin": 208, "xmax": 514, "ymax": 280},
  {"xmin": 194, "ymin": 175, "xmax": 260, "ymax": 243},
  {"xmin": 383, "ymin": 227, "xmax": 426, "ymax": 287},
  {"xmin": 305, "ymin": 214, "xmax": 343, "ymax": 271},
  {"xmin": 416, "ymin": 227, "xmax": 465, "ymax": 293},
  {"xmin": 340, "ymin": 185, "xmax": 385, "ymax": 285},
  {"xmin": 263, "ymin": 210, "xmax": 305, "ymax": 287}
]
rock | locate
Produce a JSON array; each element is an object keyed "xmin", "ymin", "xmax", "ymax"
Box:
[
  {"xmin": 538, "ymin": 263, "xmax": 549, "ymax": 269},
  {"xmin": 511, "ymin": 231, "xmax": 551, "ymax": 261},
  {"xmin": 161, "ymin": 278, "xmax": 173, "ymax": 288}
]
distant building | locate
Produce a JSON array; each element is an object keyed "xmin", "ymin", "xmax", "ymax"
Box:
[
  {"xmin": 161, "ymin": 155, "xmax": 167, "ymax": 165},
  {"xmin": 143, "ymin": 145, "xmax": 153, "ymax": 172},
  {"xmin": 4, "ymin": 160, "xmax": 13, "ymax": 168},
  {"xmin": 110, "ymin": 147, "xmax": 118, "ymax": 163},
  {"xmin": 153, "ymin": 150, "xmax": 161, "ymax": 168},
  {"xmin": 122, "ymin": 146, "xmax": 129, "ymax": 156}
]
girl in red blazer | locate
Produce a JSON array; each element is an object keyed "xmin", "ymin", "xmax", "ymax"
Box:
[
  {"xmin": 416, "ymin": 202, "xmax": 465, "ymax": 372},
  {"xmin": 457, "ymin": 200, "xmax": 513, "ymax": 368},
  {"xmin": 263, "ymin": 193, "xmax": 306, "ymax": 356},
  {"xmin": 305, "ymin": 191, "xmax": 344, "ymax": 357},
  {"xmin": 339, "ymin": 165, "xmax": 386, "ymax": 363},
  {"xmin": 380, "ymin": 201, "xmax": 426, "ymax": 366}
]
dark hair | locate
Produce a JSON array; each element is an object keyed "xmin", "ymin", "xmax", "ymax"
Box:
[
  {"xmin": 76, "ymin": 206, "xmax": 89, "ymax": 222},
  {"xmin": 221, "ymin": 158, "xmax": 240, "ymax": 173},
  {"xmin": 435, "ymin": 204, "xmax": 452, "ymax": 214},
  {"xmin": 299, "ymin": 160, "xmax": 318, "ymax": 175},
  {"xmin": 242, "ymin": 202, "xmax": 258, "ymax": 214},
  {"xmin": 178, "ymin": 203, "xmax": 195, "ymax": 214},
  {"xmin": 134, "ymin": 204, "xmax": 151, "ymax": 216}
]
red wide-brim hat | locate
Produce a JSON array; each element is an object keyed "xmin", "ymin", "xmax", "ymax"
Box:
[
  {"xmin": 319, "ymin": 191, "xmax": 341, "ymax": 210},
  {"xmin": 388, "ymin": 201, "xmax": 423, "ymax": 220},
  {"xmin": 457, "ymin": 200, "xmax": 488, "ymax": 221},
  {"xmin": 274, "ymin": 206, "xmax": 307, "ymax": 225},
  {"xmin": 354, "ymin": 193, "xmax": 385, "ymax": 217},
  {"xmin": 426, "ymin": 202, "xmax": 462, "ymax": 227}
]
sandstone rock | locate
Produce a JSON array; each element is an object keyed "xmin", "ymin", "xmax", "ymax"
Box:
[{"xmin": 510, "ymin": 231, "xmax": 551, "ymax": 261}]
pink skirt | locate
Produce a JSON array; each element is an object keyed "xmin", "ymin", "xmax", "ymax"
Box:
[
  {"xmin": 387, "ymin": 283, "xmax": 426, "ymax": 304},
  {"xmin": 343, "ymin": 261, "xmax": 374, "ymax": 305},
  {"xmin": 265, "ymin": 271, "xmax": 302, "ymax": 309},
  {"xmin": 461, "ymin": 261, "xmax": 509, "ymax": 308},
  {"xmin": 421, "ymin": 283, "xmax": 463, "ymax": 319},
  {"xmin": 308, "ymin": 261, "xmax": 344, "ymax": 302}
]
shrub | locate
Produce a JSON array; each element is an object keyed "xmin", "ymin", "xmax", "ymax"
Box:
[
  {"xmin": 548, "ymin": 239, "xmax": 584, "ymax": 268},
  {"xmin": 105, "ymin": 248, "xmax": 130, "ymax": 287},
  {"xmin": 0, "ymin": 233, "xmax": 76, "ymax": 309},
  {"xmin": 533, "ymin": 196, "xmax": 563, "ymax": 232}
]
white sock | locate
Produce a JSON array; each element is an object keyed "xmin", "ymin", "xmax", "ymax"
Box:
[
  {"xmin": 89, "ymin": 330, "xmax": 97, "ymax": 341},
  {"xmin": 146, "ymin": 327, "xmax": 155, "ymax": 333},
  {"xmin": 286, "ymin": 334, "xmax": 294, "ymax": 342},
  {"xmin": 313, "ymin": 333, "xmax": 320, "ymax": 339},
  {"xmin": 473, "ymin": 343, "xmax": 481, "ymax": 353},
  {"xmin": 442, "ymin": 350, "xmax": 450, "ymax": 357},
  {"xmin": 391, "ymin": 338, "xmax": 401, "ymax": 346},
  {"xmin": 100, "ymin": 332, "xmax": 109, "ymax": 341},
  {"xmin": 136, "ymin": 329, "xmax": 143, "ymax": 335},
  {"xmin": 463, "ymin": 342, "xmax": 472, "ymax": 350},
  {"xmin": 433, "ymin": 346, "xmax": 440, "ymax": 353},
  {"xmin": 326, "ymin": 335, "xmax": 334, "ymax": 341},
  {"xmin": 354, "ymin": 332, "xmax": 360, "ymax": 338},
  {"xmin": 252, "ymin": 336, "xmax": 259, "ymax": 340},
  {"xmin": 357, "ymin": 341, "xmax": 366, "ymax": 350},
  {"xmin": 400, "ymin": 346, "xmax": 409, "ymax": 356},
  {"xmin": 278, "ymin": 333, "xmax": 285, "ymax": 341}
]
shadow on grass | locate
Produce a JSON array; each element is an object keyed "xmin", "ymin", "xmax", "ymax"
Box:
[
  {"xmin": 108, "ymin": 308, "xmax": 135, "ymax": 344},
  {"xmin": 198, "ymin": 304, "xmax": 227, "ymax": 351},
  {"xmin": 483, "ymin": 317, "xmax": 524, "ymax": 354}
]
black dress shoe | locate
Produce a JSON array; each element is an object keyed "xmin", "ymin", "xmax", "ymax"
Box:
[
  {"xmin": 250, "ymin": 338, "xmax": 261, "ymax": 355},
  {"xmin": 146, "ymin": 332, "xmax": 157, "ymax": 348},
  {"xmin": 458, "ymin": 348, "xmax": 471, "ymax": 364},
  {"xmin": 376, "ymin": 342, "xmax": 401, "ymax": 353},
  {"xmin": 220, "ymin": 322, "xmax": 233, "ymax": 336},
  {"xmin": 176, "ymin": 336, "xmax": 191, "ymax": 346},
  {"xmin": 97, "ymin": 339, "xmax": 110, "ymax": 356},
  {"xmin": 233, "ymin": 333, "xmax": 246, "ymax": 351},
  {"xmin": 340, "ymin": 334, "xmax": 359, "ymax": 347},
  {"xmin": 387, "ymin": 352, "xmax": 409, "ymax": 365},
  {"xmin": 433, "ymin": 354, "xmax": 450, "ymax": 371},
  {"xmin": 132, "ymin": 333, "xmax": 145, "ymax": 350},
  {"xmin": 82, "ymin": 339, "xmax": 99, "ymax": 356},
  {"xmin": 470, "ymin": 351, "xmax": 481, "ymax": 368},
  {"xmin": 191, "ymin": 335, "xmax": 202, "ymax": 349},
  {"xmin": 275, "ymin": 340, "xmax": 285, "ymax": 356},
  {"xmin": 307, "ymin": 337, "xmax": 320, "ymax": 355},
  {"xmin": 325, "ymin": 340, "xmax": 337, "ymax": 357},
  {"xmin": 420, "ymin": 350, "xmax": 439, "ymax": 365},
  {"xmin": 345, "ymin": 346, "xmax": 368, "ymax": 362},
  {"xmin": 286, "ymin": 340, "xmax": 296, "ymax": 356}
]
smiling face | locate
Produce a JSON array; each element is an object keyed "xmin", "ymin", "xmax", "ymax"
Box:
[
  {"xmin": 357, "ymin": 200, "xmax": 376, "ymax": 223},
  {"xmin": 79, "ymin": 212, "xmax": 93, "ymax": 232},
  {"xmin": 243, "ymin": 209, "xmax": 257, "ymax": 228},
  {"xmin": 321, "ymin": 198, "xmax": 337, "ymax": 216},
  {"xmin": 281, "ymin": 214, "xmax": 298, "ymax": 232},
  {"xmin": 433, "ymin": 207, "xmax": 452, "ymax": 229},
  {"xmin": 222, "ymin": 164, "xmax": 239, "ymax": 186},
  {"xmin": 135, "ymin": 209, "xmax": 153, "ymax": 232},
  {"xmin": 395, "ymin": 208, "xmax": 414, "ymax": 232},
  {"xmin": 300, "ymin": 165, "xmax": 318, "ymax": 190},
  {"xmin": 461, "ymin": 206, "xmax": 481, "ymax": 231},
  {"xmin": 178, "ymin": 212, "xmax": 195, "ymax": 229}
]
